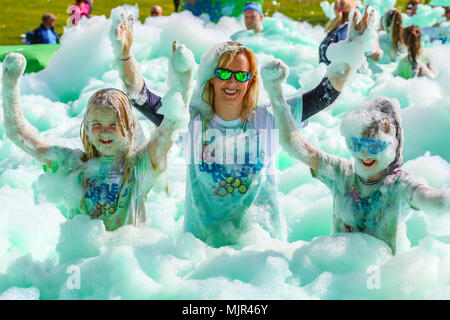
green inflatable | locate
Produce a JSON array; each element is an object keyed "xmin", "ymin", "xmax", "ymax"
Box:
[
  {"xmin": 181, "ymin": 0, "xmax": 264, "ymax": 22},
  {"xmin": 0, "ymin": 44, "xmax": 60, "ymax": 74}
]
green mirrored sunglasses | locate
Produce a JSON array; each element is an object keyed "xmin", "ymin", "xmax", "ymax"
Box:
[{"xmin": 214, "ymin": 68, "xmax": 252, "ymax": 82}]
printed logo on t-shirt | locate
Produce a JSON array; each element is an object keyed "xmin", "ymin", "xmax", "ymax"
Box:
[
  {"xmin": 84, "ymin": 177, "xmax": 129, "ymax": 218},
  {"xmin": 198, "ymin": 133, "xmax": 265, "ymax": 197}
]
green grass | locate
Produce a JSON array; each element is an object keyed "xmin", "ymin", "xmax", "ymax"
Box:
[{"xmin": 1, "ymin": 0, "xmax": 413, "ymax": 46}]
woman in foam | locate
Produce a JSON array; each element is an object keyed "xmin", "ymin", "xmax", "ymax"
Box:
[
  {"xmin": 112, "ymin": 7, "xmax": 378, "ymax": 247},
  {"xmin": 1, "ymin": 40, "xmax": 195, "ymax": 232},
  {"xmin": 319, "ymin": 0, "xmax": 382, "ymax": 65},
  {"xmin": 377, "ymin": 8, "xmax": 405, "ymax": 64},
  {"xmin": 394, "ymin": 25, "xmax": 436, "ymax": 79},
  {"xmin": 261, "ymin": 63, "xmax": 450, "ymax": 254}
]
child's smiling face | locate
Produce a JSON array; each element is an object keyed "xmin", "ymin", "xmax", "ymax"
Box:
[
  {"xmin": 86, "ymin": 104, "xmax": 128, "ymax": 157},
  {"xmin": 346, "ymin": 125, "xmax": 398, "ymax": 182}
]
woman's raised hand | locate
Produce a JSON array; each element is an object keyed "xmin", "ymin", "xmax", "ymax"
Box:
[
  {"xmin": 347, "ymin": 5, "xmax": 377, "ymax": 42},
  {"xmin": 168, "ymin": 40, "xmax": 195, "ymax": 105}
]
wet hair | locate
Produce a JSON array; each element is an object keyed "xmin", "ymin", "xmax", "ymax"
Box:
[
  {"xmin": 382, "ymin": 9, "xmax": 404, "ymax": 54},
  {"xmin": 342, "ymin": 97, "xmax": 404, "ymax": 178},
  {"xmin": 202, "ymin": 41, "xmax": 259, "ymax": 122},
  {"xmin": 406, "ymin": 0, "xmax": 420, "ymax": 16},
  {"xmin": 325, "ymin": 0, "xmax": 357, "ymax": 34},
  {"xmin": 79, "ymin": 88, "xmax": 137, "ymax": 209},
  {"xmin": 403, "ymin": 25, "xmax": 422, "ymax": 72}
]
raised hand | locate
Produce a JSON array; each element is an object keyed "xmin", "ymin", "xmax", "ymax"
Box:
[
  {"xmin": 347, "ymin": 5, "xmax": 377, "ymax": 42},
  {"xmin": 2, "ymin": 53, "xmax": 51, "ymax": 164},
  {"xmin": 261, "ymin": 58, "xmax": 289, "ymax": 105},
  {"xmin": 2, "ymin": 52, "xmax": 27, "ymax": 88},
  {"xmin": 168, "ymin": 40, "xmax": 195, "ymax": 105},
  {"xmin": 109, "ymin": 7, "xmax": 135, "ymax": 60}
]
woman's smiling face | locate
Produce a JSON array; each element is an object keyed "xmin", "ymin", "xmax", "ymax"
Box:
[
  {"xmin": 86, "ymin": 105, "xmax": 127, "ymax": 157},
  {"xmin": 209, "ymin": 53, "xmax": 251, "ymax": 116}
]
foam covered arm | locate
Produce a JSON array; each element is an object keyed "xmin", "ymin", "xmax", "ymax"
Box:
[
  {"xmin": 109, "ymin": 7, "xmax": 145, "ymax": 99},
  {"xmin": 2, "ymin": 53, "xmax": 51, "ymax": 166},
  {"xmin": 147, "ymin": 42, "xmax": 195, "ymax": 172},
  {"xmin": 412, "ymin": 185, "xmax": 450, "ymax": 218},
  {"xmin": 261, "ymin": 59, "xmax": 319, "ymax": 170},
  {"xmin": 326, "ymin": 5, "xmax": 378, "ymax": 91}
]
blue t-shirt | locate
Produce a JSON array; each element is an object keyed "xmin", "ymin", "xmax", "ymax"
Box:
[{"xmin": 45, "ymin": 28, "xmax": 58, "ymax": 44}]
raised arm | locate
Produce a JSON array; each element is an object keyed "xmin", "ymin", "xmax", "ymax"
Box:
[
  {"xmin": 109, "ymin": 8, "xmax": 163, "ymax": 126},
  {"xmin": 146, "ymin": 41, "xmax": 195, "ymax": 172},
  {"xmin": 412, "ymin": 185, "xmax": 450, "ymax": 219},
  {"xmin": 290, "ymin": 6, "xmax": 378, "ymax": 123},
  {"xmin": 2, "ymin": 53, "xmax": 52, "ymax": 167},
  {"xmin": 326, "ymin": 5, "xmax": 378, "ymax": 91},
  {"xmin": 262, "ymin": 59, "xmax": 319, "ymax": 171}
]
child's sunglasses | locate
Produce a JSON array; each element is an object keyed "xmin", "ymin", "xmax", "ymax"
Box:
[
  {"xmin": 214, "ymin": 68, "xmax": 252, "ymax": 82},
  {"xmin": 347, "ymin": 137, "xmax": 391, "ymax": 155}
]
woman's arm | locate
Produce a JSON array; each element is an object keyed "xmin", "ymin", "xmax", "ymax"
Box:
[
  {"xmin": 326, "ymin": 5, "xmax": 378, "ymax": 91},
  {"xmin": 146, "ymin": 41, "xmax": 195, "ymax": 172},
  {"xmin": 412, "ymin": 185, "xmax": 450, "ymax": 218},
  {"xmin": 262, "ymin": 59, "xmax": 320, "ymax": 171},
  {"xmin": 288, "ymin": 6, "xmax": 377, "ymax": 123},
  {"xmin": 2, "ymin": 53, "xmax": 52, "ymax": 167}
]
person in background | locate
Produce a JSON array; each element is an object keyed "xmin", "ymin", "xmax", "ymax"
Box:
[
  {"xmin": 69, "ymin": 0, "xmax": 91, "ymax": 26},
  {"xmin": 25, "ymin": 13, "xmax": 59, "ymax": 44},
  {"xmin": 406, "ymin": 0, "xmax": 420, "ymax": 17},
  {"xmin": 151, "ymin": 5, "xmax": 163, "ymax": 17},
  {"xmin": 231, "ymin": 2, "xmax": 264, "ymax": 40},
  {"xmin": 378, "ymin": 8, "xmax": 405, "ymax": 63},
  {"xmin": 84, "ymin": 0, "xmax": 94, "ymax": 14},
  {"xmin": 243, "ymin": 2, "xmax": 264, "ymax": 33},
  {"xmin": 395, "ymin": 25, "xmax": 436, "ymax": 79},
  {"xmin": 174, "ymin": 0, "xmax": 181, "ymax": 12}
]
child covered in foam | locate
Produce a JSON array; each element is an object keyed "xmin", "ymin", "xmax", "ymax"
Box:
[
  {"xmin": 261, "ymin": 60, "xmax": 450, "ymax": 255},
  {"xmin": 1, "ymin": 39, "xmax": 195, "ymax": 231}
]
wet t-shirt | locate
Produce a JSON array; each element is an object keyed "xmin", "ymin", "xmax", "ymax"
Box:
[
  {"xmin": 132, "ymin": 78, "xmax": 340, "ymax": 247},
  {"xmin": 311, "ymin": 151, "xmax": 423, "ymax": 254},
  {"xmin": 184, "ymin": 97, "xmax": 305, "ymax": 247},
  {"xmin": 40, "ymin": 146, "xmax": 158, "ymax": 231}
]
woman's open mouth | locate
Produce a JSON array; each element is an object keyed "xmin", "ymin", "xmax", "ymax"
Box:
[
  {"xmin": 361, "ymin": 159, "xmax": 376, "ymax": 167},
  {"xmin": 223, "ymin": 88, "xmax": 238, "ymax": 96}
]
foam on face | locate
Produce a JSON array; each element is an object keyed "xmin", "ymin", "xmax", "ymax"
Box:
[
  {"xmin": 0, "ymin": 5, "xmax": 449, "ymax": 300},
  {"xmin": 340, "ymin": 97, "xmax": 401, "ymax": 180}
]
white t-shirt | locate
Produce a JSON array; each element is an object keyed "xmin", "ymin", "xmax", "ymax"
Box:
[{"xmin": 183, "ymin": 96, "xmax": 305, "ymax": 247}]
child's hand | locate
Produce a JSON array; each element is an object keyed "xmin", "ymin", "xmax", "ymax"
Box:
[
  {"xmin": 109, "ymin": 8, "xmax": 134, "ymax": 60},
  {"xmin": 261, "ymin": 58, "xmax": 289, "ymax": 98},
  {"xmin": 2, "ymin": 52, "xmax": 26, "ymax": 87},
  {"xmin": 169, "ymin": 40, "xmax": 195, "ymax": 104}
]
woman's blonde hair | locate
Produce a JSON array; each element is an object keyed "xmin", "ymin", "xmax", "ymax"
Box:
[
  {"xmin": 79, "ymin": 88, "xmax": 137, "ymax": 208},
  {"xmin": 202, "ymin": 42, "xmax": 259, "ymax": 122},
  {"xmin": 325, "ymin": 0, "xmax": 357, "ymax": 34}
]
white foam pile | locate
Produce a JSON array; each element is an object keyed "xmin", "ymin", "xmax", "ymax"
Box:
[{"xmin": 0, "ymin": 5, "xmax": 449, "ymax": 299}]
